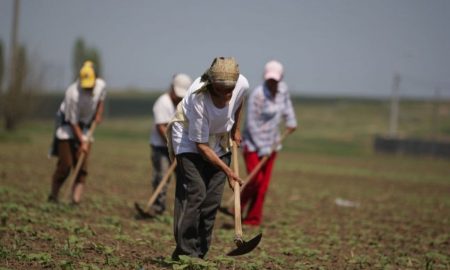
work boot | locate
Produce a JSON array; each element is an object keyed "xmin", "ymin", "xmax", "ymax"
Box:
[
  {"xmin": 47, "ymin": 194, "xmax": 59, "ymax": 204},
  {"xmin": 151, "ymin": 206, "xmax": 164, "ymax": 216},
  {"xmin": 70, "ymin": 201, "xmax": 80, "ymax": 207},
  {"xmin": 218, "ymin": 206, "xmax": 234, "ymax": 218}
]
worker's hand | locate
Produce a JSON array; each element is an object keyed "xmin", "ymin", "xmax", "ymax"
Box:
[
  {"xmin": 286, "ymin": 126, "xmax": 296, "ymax": 134},
  {"xmin": 257, "ymin": 147, "xmax": 271, "ymax": 157},
  {"xmin": 79, "ymin": 141, "xmax": 89, "ymax": 154},
  {"xmin": 94, "ymin": 114, "xmax": 103, "ymax": 125},
  {"xmin": 226, "ymin": 169, "xmax": 243, "ymax": 190},
  {"xmin": 232, "ymin": 130, "xmax": 242, "ymax": 148}
]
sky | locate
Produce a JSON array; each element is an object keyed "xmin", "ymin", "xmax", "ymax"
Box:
[{"xmin": 1, "ymin": 0, "xmax": 449, "ymax": 98}]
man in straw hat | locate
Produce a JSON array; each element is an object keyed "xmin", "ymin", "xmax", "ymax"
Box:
[
  {"xmin": 47, "ymin": 60, "xmax": 106, "ymax": 205},
  {"xmin": 147, "ymin": 73, "xmax": 192, "ymax": 216},
  {"xmin": 166, "ymin": 57, "xmax": 248, "ymax": 259}
]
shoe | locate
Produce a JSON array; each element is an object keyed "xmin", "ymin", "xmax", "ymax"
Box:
[
  {"xmin": 218, "ymin": 206, "xmax": 234, "ymax": 217},
  {"xmin": 47, "ymin": 195, "xmax": 59, "ymax": 203},
  {"xmin": 242, "ymin": 220, "xmax": 261, "ymax": 227},
  {"xmin": 134, "ymin": 203, "xmax": 159, "ymax": 219},
  {"xmin": 221, "ymin": 222, "xmax": 234, "ymax": 230},
  {"xmin": 70, "ymin": 201, "xmax": 80, "ymax": 207},
  {"xmin": 151, "ymin": 207, "xmax": 164, "ymax": 216}
]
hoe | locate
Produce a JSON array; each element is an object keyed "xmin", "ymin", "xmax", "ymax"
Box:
[
  {"xmin": 65, "ymin": 122, "xmax": 97, "ymax": 201},
  {"xmin": 220, "ymin": 130, "xmax": 290, "ymax": 214},
  {"xmin": 226, "ymin": 142, "xmax": 262, "ymax": 256},
  {"xmin": 134, "ymin": 160, "xmax": 177, "ymax": 218}
]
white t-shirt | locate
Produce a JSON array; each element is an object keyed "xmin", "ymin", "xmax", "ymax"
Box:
[
  {"xmin": 150, "ymin": 93, "xmax": 175, "ymax": 147},
  {"xmin": 172, "ymin": 74, "xmax": 249, "ymax": 156},
  {"xmin": 56, "ymin": 78, "xmax": 107, "ymax": 140}
]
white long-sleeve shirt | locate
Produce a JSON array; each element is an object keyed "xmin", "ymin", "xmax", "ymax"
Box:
[
  {"xmin": 149, "ymin": 93, "xmax": 175, "ymax": 147},
  {"xmin": 171, "ymin": 75, "xmax": 249, "ymax": 157},
  {"xmin": 56, "ymin": 79, "xmax": 106, "ymax": 140}
]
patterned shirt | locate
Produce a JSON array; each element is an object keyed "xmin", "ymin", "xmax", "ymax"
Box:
[{"xmin": 242, "ymin": 81, "xmax": 297, "ymax": 155}]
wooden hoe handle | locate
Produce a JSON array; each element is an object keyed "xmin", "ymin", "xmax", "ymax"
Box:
[
  {"xmin": 66, "ymin": 122, "xmax": 97, "ymax": 200},
  {"xmin": 232, "ymin": 142, "xmax": 243, "ymax": 243},
  {"xmin": 225, "ymin": 130, "xmax": 290, "ymax": 207},
  {"xmin": 145, "ymin": 160, "xmax": 177, "ymax": 211}
]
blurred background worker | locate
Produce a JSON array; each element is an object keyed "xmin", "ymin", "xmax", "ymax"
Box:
[
  {"xmin": 48, "ymin": 61, "xmax": 106, "ymax": 205},
  {"xmin": 240, "ymin": 60, "xmax": 297, "ymax": 226},
  {"xmin": 147, "ymin": 73, "xmax": 192, "ymax": 216}
]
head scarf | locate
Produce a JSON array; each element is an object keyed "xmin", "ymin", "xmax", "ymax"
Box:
[{"xmin": 195, "ymin": 57, "xmax": 240, "ymax": 94}]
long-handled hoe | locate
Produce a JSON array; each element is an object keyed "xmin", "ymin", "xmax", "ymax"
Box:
[
  {"xmin": 65, "ymin": 122, "xmax": 97, "ymax": 202},
  {"xmin": 220, "ymin": 130, "xmax": 290, "ymax": 214},
  {"xmin": 226, "ymin": 142, "xmax": 262, "ymax": 256},
  {"xmin": 134, "ymin": 160, "xmax": 177, "ymax": 219}
]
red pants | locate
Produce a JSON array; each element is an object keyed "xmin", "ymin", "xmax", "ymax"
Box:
[{"xmin": 240, "ymin": 148, "xmax": 277, "ymax": 226}]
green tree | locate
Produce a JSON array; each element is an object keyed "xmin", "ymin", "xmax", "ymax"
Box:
[
  {"xmin": 85, "ymin": 48, "xmax": 102, "ymax": 77},
  {"xmin": 72, "ymin": 37, "xmax": 86, "ymax": 80},
  {"xmin": 14, "ymin": 45, "xmax": 27, "ymax": 93},
  {"xmin": 72, "ymin": 37, "xmax": 102, "ymax": 79},
  {"xmin": 2, "ymin": 0, "xmax": 42, "ymax": 131},
  {"xmin": 4, "ymin": 45, "xmax": 29, "ymax": 130},
  {"xmin": 0, "ymin": 40, "xmax": 4, "ymax": 125},
  {"xmin": 0, "ymin": 40, "xmax": 4, "ymax": 93}
]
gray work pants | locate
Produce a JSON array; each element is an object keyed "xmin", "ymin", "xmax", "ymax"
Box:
[
  {"xmin": 172, "ymin": 152, "xmax": 231, "ymax": 259},
  {"xmin": 150, "ymin": 145, "xmax": 171, "ymax": 213}
]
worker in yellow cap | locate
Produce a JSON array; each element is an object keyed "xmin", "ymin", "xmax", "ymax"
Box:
[{"xmin": 48, "ymin": 61, "xmax": 106, "ymax": 205}]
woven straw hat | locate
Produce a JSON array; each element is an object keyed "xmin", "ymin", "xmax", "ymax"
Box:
[{"xmin": 207, "ymin": 57, "xmax": 239, "ymax": 87}]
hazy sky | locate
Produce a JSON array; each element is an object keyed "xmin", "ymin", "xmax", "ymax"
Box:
[{"xmin": 1, "ymin": 0, "xmax": 449, "ymax": 97}]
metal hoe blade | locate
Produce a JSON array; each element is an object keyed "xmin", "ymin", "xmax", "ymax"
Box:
[
  {"xmin": 227, "ymin": 233, "xmax": 263, "ymax": 256},
  {"xmin": 134, "ymin": 160, "xmax": 177, "ymax": 219},
  {"xmin": 134, "ymin": 202, "xmax": 156, "ymax": 219}
]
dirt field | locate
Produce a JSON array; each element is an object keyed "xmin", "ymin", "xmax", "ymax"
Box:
[{"xmin": 1, "ymin": 99, "xmax": 449, "ymax": 269}]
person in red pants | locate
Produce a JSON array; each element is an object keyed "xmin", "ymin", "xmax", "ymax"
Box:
[{"xmin": 240, "ymin": 60, "xmax": 297, "ymax": 226}]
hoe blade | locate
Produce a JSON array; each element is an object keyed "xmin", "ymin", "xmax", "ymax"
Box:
[
  {"xmin": 226, "ymin": 233, "xmax": 262, "ymax": 256},
  {"xmin": 134, "ymin": 202, "xmax": 156, "ymax": 219}
]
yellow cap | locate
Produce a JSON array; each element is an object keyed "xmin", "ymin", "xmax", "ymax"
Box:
[{"xmin": 79, "ymin": 61, "xmax": 96, "ymax": 88}]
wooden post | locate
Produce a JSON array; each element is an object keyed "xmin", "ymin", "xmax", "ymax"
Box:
[
  {"xmin": 389, "ymin": 73, "xmax": 401, "ymax": 137},
  {"xmin": 9, "ymin": 0, "xmax": 20, "ymax": 90}
]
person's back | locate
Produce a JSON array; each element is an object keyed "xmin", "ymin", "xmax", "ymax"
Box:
[
  {"xmin": 150, "ymin": 92, "xmax": 176, "ymax": 147},
  {"xmin": 146, "ymin": 73, "xmax": 191, "ymax": 216},
  {"xmin": 242, "ymin": 80, "xmax": 294, "ymax": 156},
  {"xmin": 171, "ymin": 74, "xmax": 248, "ymax": 156},
  {"xmin": 56, "ymin": 78, "xmax": 106, "ymax": 141}
]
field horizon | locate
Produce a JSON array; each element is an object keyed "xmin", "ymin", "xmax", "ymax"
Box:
[{"xmin": 1, "ymin": 98, "xmax": 449, "ymax": 269}]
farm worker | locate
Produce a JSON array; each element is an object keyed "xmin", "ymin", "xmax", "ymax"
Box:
[
  {"xmin": 167, "ymin": 57, "xmax": 248, "ymax": 259},
  {"xmin": 240, "ymin": 60, "xmax": 297, "ymax": 226},
  {"xmin": 47, "ymin": 60, "xmax": 106, "ymax": 205},
  {"xmin": 147, "ymin": 73, "xmax": 192, "ymax": 216}
]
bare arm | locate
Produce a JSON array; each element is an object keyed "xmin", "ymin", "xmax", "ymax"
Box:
[
  {"xmin": 286, "ymin": 126, "xmax": 297, "ymax": 134},
  {"xmin": 230, "ymin": 100, "xmax": 244, "ymax": 147},
  {"xmin": 196, "ymin": 142, "xmax": 243, "ymax": 189},
  {"xmin": 156, "ymin": 123, "xmax": 168, "ymax": 144},
  {"xmin": 94, "ymin": 100, "xmax": 105, "ymax": 124}
]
